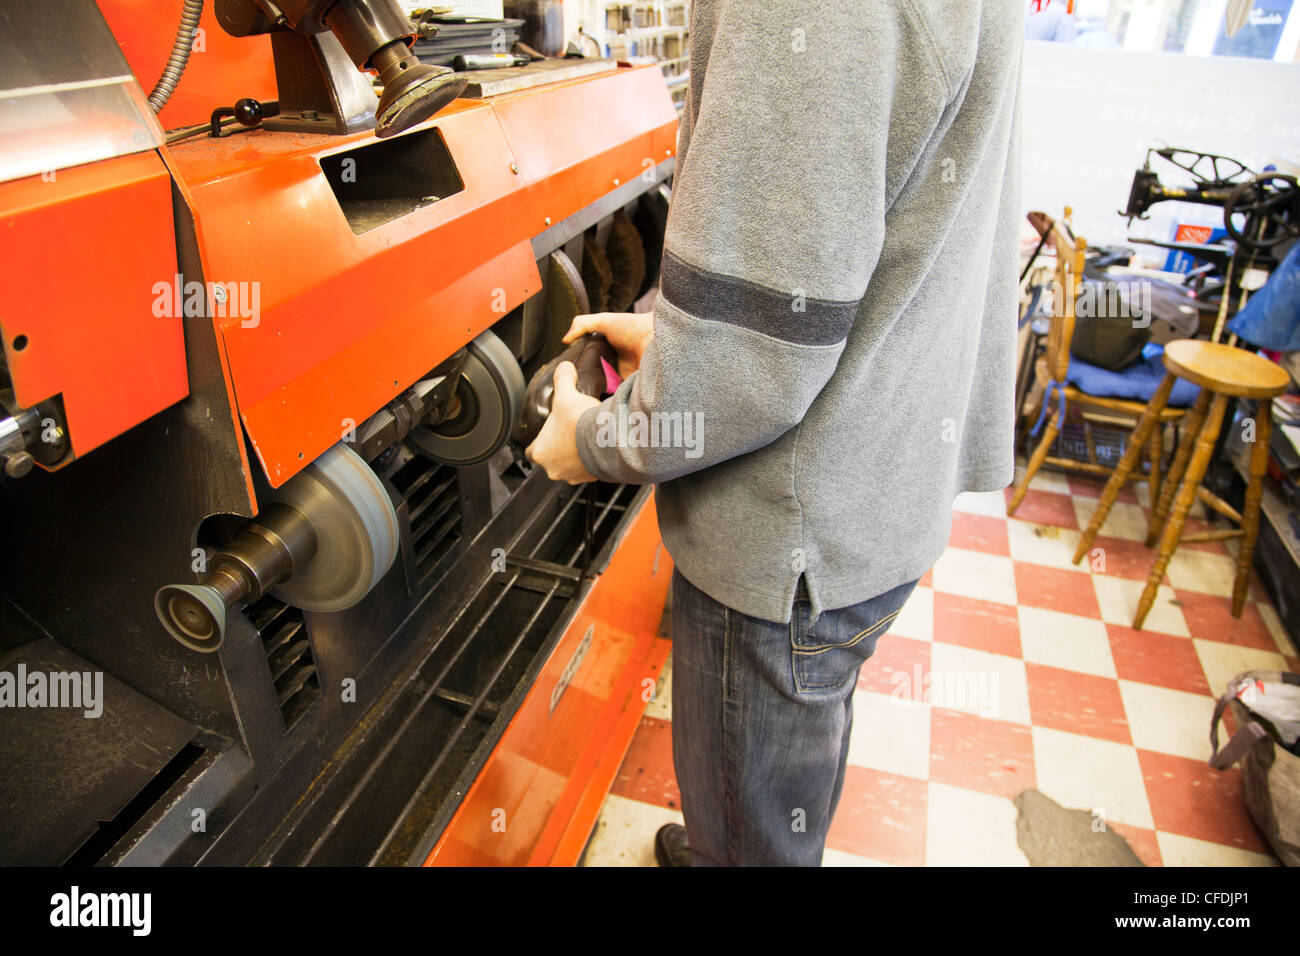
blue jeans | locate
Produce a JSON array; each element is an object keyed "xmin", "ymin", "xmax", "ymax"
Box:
[{"xmin": 670, "ymin": 567, "xmax": 919, "ymax": 866}]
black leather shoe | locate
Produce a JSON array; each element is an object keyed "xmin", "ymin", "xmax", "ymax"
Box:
[
  {"xmin": 515, "ymin": 332, "xmax": 618, "ymax": 446},
  {"xmin": 654, "ymin": 823, "xmax": 692, "ymax": 867}
]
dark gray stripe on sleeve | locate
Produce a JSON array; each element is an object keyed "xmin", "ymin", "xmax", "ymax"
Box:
[{"xmin": 659, "ymin": 251, "xmax": 857, "ymax": 346}]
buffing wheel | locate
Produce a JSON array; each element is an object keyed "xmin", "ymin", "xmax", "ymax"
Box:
[
  {"xmin": 632, "ymin": 185, "xmax": 670, "ymax": 298},
  {"xmin": 376, "ymin": 66, "xmax": 468, "ymax": 139},
  {"xmin": 409, "ymin": 329, "xmax": 525, "ymax": 466},
  {"xmin": 538, "ymin": 249, "xmax": 591, "ymax": 366},
  {"xmin": 155, "ymin": 583, "xmax": 228, "ymax": 653},
  {"xmin": 605, "ymin": 210, "xmax": 646, "ymax": 312},
  {"xmin": 267, "ymin": 442, "xmax": 399, "ymax": 613},
  {"xmin": 581, "ymin": 233, "xmax": 613, "ymax": 313}
]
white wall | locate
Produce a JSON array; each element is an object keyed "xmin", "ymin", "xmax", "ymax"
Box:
[
  {"xmin": 413, "ymin": 6, "xmax": 1300, "ymax": 261},
  {"xmin": 1022, "ymin": 40, "xmax": 1300, "ymax": 254}
]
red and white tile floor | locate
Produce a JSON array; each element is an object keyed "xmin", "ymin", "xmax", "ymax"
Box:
[{"xmin": 581, "ymin": 470, "xmax": 1299, "ymax": 866}]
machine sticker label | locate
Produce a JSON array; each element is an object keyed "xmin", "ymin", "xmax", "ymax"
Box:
[{"xmin": 550, "ymin": 624, "xmax": 594, "ymax": 716}]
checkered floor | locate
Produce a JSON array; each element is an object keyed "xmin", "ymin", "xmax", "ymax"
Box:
[{"xmin": 581, "ymin": 469, "xmax": 1299, "ymax": 866}]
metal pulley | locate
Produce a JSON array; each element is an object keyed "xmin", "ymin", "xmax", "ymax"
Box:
[
  {"xmin": 155, "ymin": 441, "xmax": 399, "ymax": 652},
  {"xmin": 408, "ymin": 329, "xmax": 525, "ymax": 466},
  {"xmin": 1224, "ymin": 173, "xmax": 1300, "ymax": 251}
]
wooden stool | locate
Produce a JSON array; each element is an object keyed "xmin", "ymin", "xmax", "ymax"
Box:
[{"xmin": 1071, "ymin": 340, "xmax": 1291, "ymax": 629}]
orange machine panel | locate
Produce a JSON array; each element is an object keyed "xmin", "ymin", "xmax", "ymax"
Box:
[
  {"xmin": 167, "ymin": 65, "xmax": 676, "ymax": 487},
  {"xmin": 168, "ymin": 100, "xmax": 540, "ymax": 486},
  {"xmin": 0, "ymin": 150, "xmax": 186, "ymax": 462},
  {"xmin": 97, "ymin": 0, "xmax": 278, "ymax": 132},
  {"xmin": 493, "ymin": 65, "xmax": 679, "ymax": 234},
  {"xmin": 427, "ymin": 490, "xmax": 673, "ymax": 867}
]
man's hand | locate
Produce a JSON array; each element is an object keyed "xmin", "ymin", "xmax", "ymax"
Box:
[
  {"xmin": 564, "ymin": 312, "xmax": 654, "ymax": 379},
  {"xmin": 525, "ymin": 361, "xmax": 601, "ymax": 484}
]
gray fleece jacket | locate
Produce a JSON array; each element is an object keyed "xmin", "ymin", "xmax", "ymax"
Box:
[{"xmin": 576, "ymin": 0, "xmax": 1025, "ymax": 623}]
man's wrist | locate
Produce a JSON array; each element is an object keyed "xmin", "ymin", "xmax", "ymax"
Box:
[{"xmin": 574, "ymin": 401, "xmax": 608, "ymax": 482}]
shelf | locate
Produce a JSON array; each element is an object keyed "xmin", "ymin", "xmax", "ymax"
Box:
[
  {"xmin": 1229, "ymin": 443, "xmax": 1300, "ymax": 570},
  {"xmin": 610, "ymin": 25, "xmax": 689, "ymax": 38}
]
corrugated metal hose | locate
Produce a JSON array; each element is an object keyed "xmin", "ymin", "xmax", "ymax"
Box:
[{"xmin": 148, "ymin": 0, "xmax": 205, "ymax": 114}]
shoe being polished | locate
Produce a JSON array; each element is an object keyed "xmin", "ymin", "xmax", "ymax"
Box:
[
  {"xmin": 515, "ymin": 332, "xmax": 620, "ymax": 446},
  {"xmin": 654, "ymin": 823, "xmax": 692, "ymax": 867}
]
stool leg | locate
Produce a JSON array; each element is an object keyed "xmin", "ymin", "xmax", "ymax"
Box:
[
  {"xmin": 1071, "ymin": 373, "xmax": 1176, "ymax": 564},
  {"xmin": 1135, "ymin": 393, "xmax": 1229, "ymax": 629},
  {"xmin": 1233, "ymin": 404, "xmax": 1271, "ymax": 617},
  {"xmin": 1147, "ymin": 422, "xmax": 1163, "ymax": 507},
  {"xmin": 1147, "ymin": 390, "xmax": 1210, "ymax": 547}
]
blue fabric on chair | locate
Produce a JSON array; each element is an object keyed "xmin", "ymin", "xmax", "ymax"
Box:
[{"xmin": 1065, "ymin": 343, "xmax": 1201, "ymax": 408}]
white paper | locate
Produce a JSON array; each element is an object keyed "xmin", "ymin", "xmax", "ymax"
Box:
[{"xmin": 402, "ymin": 1, "xmax": 505, "ymax": 17}]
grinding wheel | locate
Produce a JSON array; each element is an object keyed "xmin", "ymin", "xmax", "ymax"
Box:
[
  {"xmin": 531, "ymin": 249, "xmax": 591, "ymax": 377},
  {"xmin": 154, "ymin": 444, "xmax": 397, "ymax": 652},
  {"xmin": 409, "ymin": 329, "xmax": 525, "ymax": 466},
  {"xmin": 549, "ymin": 248, "xmax": 591, "ymax": 317},
  {"xmin": 267, "ymin": 442, "xmax": 399, "ymax": 613}
]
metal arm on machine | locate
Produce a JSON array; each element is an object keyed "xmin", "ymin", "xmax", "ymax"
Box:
[{"xmin": 215, "ymin": 0, "xmax": 468, "ymax": 137}]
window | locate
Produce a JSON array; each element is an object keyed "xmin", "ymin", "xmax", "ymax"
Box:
[{"xmin": 1025, "ymin": 0, "xmax": 1300, "ymax": 60}]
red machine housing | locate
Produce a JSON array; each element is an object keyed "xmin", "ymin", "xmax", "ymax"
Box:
[
  {"xmin": 0, "ymin": 1, "xmax": 679, "ymax": 866},
  {"xmin": 0, "ymin": 152, "xmax": 188, "ymax": 462}
]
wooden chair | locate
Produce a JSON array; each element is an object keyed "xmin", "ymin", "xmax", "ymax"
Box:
[
  {"xmin": 1007, "ymin": 211, "xmax": 1187, "ymax": 516},
  {"xmin": 1072, "ymin": 339, "xmax": 1291, "ymax": 627}
]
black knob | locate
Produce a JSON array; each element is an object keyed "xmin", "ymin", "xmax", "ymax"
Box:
[{"xmin": 234, "ymin": 98, "xmax": 264, "ymax": 126}]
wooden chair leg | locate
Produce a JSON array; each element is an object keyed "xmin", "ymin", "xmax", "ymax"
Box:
[
  {"xmin": 1146, "ymin": 391, "xmax": 1211, "ymax": 548},
  {"xmin": 1017, "ymin": 379, "xmax": 1045, "ymax": 458},
  {"xmin": 1135, "ymin": 393, "xmax": 1229, "ymax": 629},
  {"xmin": 1233, "ymin": 404, "xmax": 1271, "ymax": 617},
  {"xmin": 1008, "ymin": 414, "xmax": 1060, "ymax": 517},
  {"xmin": 1071, "ymin": 373, "xmax": 1177, "ymax": 564},
  {"xmin": 1147, "ymin": 422, "xmax": 1163, "ymax": 507}
]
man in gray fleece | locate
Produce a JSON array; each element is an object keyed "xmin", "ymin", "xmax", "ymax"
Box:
[{"xmin": 528, "ymin": 0, "xmax": 1024, "ymax": 865}]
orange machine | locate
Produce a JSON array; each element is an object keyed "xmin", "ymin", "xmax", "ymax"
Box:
[{"xmin": 0, "ymin": 0, "xmax": 675, "ymax": 866}]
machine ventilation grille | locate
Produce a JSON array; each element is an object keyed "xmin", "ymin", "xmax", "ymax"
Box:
[
  {"xmin": 391, "ymin": 456, "xmax": 463, "ymax": 583},
  {"xmin": 252, "ymin": 481, "xmax": 643, "ymax": 865},
  {"xmin": 246, "ymin": 595, "xmax": 320, "ymax": 730}
]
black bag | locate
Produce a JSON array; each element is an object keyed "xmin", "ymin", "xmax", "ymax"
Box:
[{"xmin": 1069, "ymin": 276, "xmax": 1152, "ymax": 371}]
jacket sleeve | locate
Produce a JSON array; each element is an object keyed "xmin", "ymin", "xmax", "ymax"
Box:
[{"xmin": 574, "ymin": 0, "xmax": 949, "ymax": 484}]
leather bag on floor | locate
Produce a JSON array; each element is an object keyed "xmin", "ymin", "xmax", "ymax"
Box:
[{"xmin": 1209, "ymin": 670, "xmax": 1300, "ymax": 865}]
